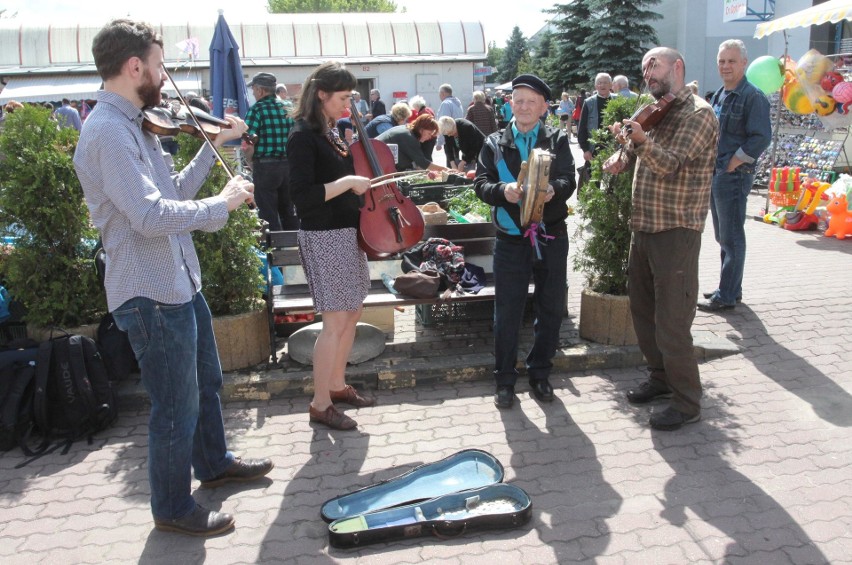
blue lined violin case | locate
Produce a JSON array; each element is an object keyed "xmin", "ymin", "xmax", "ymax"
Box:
[{"xmin": 321, "ymin": 449, "xmax": 532, "ymax": 548}]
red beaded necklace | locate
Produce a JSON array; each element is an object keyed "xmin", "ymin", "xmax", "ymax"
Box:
[{"xmin": 324, "ymin": 128, "xmax": 349, "ymax": 157}]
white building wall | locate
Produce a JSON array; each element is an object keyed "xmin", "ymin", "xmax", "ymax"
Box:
[
  {"xmin": 657, "ymin": 0, "xmax": 812, "ymax": 96},
  {"xmin": 256, "ymin": 61, "xmax": 475, "ymax": 111}
]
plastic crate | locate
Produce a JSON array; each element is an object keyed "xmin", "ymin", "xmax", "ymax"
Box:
[
  {"xmin": 416, "ymin": 300, "xmax": 494, "ymax": 326},
  {"xmin": 402, "ymin": 183, "xmax": 469, "ymax": 206}
]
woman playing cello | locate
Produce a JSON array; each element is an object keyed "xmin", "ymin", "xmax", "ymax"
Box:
[{"xmin": 288, "ymin": 62, "xmax": 376, "ymax": 430}]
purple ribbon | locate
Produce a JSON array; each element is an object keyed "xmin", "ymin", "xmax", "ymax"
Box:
[{"xmin": 523, "ymin": 222, "xmax": 555, "ymax": 260}]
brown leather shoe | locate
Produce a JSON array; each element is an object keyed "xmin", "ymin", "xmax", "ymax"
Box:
[
  {"xmin": 330, "ymin": 385, "xmax": 376, "ymax": 408},
  {"xmin": 309, "ymin": 404, "xmax": 357, "ymax": 430}
]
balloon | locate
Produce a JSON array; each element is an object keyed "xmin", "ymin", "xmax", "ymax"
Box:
[
  {"xmin": 821, "ymin": 71, "xmax": 844, "ymax": 92},
  {"xmin": 783, "ymin": 80, "xmax": 815, "ymax": 114},
  {"xmin": 833, "ymin": 81, "xmax": 852, "ymax": 104},
  {"xmin": 796, "ymin": 49, "xmax": 833, "ymax": 85},
  {"xmin": 746, "ymin": 56, "xmax": 784, "ymax": 94},
  {"xmin": 814, "ymin": 94, "xmax": 836, "ymax": 116}
]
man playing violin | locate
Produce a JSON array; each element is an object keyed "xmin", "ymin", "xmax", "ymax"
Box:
[
  {"xmin": 73, "ymin": 19, "xmax": 272, "ymax": 537},
  {"xmin": 603, "ymin": 47, "xmax": 718, "ymax": 431},
  {"xmin": 474, "ymin": 74, "xmax": 576, "ymax": 410}
]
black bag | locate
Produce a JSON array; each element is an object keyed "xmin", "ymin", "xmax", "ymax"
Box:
[
  {"xmin": 97, "ymin": 313, "xmax": 138, "ymax": 381},
  {"xmin": 577, "ymin": 163, "xmax": 591, "ymax": 192},
  {"xmin": 33, "ymin": 334, "xmax": 118, "ymax": 454},
  {"xmin": 0, "ymin": 347, "xmax": 38, "ymax": 452}
]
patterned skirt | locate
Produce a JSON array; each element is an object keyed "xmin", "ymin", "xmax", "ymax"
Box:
[{"xmin": 297, "ymin": 228, "xmax": 370, "ymax": 312}]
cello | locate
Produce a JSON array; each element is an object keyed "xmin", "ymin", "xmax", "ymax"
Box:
[{"xmin": 348, "ymin": 100, "xmax": 425, "ymax": 259}]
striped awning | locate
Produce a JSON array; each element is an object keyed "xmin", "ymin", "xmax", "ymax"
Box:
[
  {"xmin": 755, "ymin": 0, "xmax": 852, "ymax": 39},
  {"xmin": 0, "ymin": 74, "xmax": 102, "ymax": 103}
]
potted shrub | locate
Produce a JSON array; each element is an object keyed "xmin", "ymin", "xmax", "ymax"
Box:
[
  {"xmin": 171, "ymin": 135, "xmax": 267, "ymax": 370},
  {"xmin": 573, "ymin": 95, "xmax": 651, "ymax": 345},
  {"xmin": 0, "ymin": 105, "xmax": 105, "ymax": 332}
]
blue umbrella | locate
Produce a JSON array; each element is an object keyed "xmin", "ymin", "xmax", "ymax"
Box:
[{"xmin": 209, "ymin": 9, "xmax": 248, "ymax": 120}]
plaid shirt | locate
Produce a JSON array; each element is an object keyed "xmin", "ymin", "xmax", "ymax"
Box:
[
  {"xmin": 73, "ymin": 91, "xmax": 229, "ymax": 312},
  {"xmin": 244, "ymin": 94, "xmax": 294, "ymax": 159},
  {"xmin": 621, "ymin": 86, "xmax": 718, "ymax": 233}
]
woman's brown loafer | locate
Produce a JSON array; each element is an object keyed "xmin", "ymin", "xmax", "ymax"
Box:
[
  {"xmin": 330, "ymin": 385, "xmax": 376, "ymax": 408},
  {"xmin": 309, "ymin": 404, "xmax": 357, "ymax": 430}
]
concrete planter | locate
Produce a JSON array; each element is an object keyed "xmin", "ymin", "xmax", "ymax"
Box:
[
  {"xmin": 212, "ymin": 308, "xmax": 270, "ymax": 372},
  {"xmin": 579, "ymin": 288, "xmax": 638, "ymax": 346}
]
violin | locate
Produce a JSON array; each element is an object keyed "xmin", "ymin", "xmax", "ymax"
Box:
[
  {"xmin": 621, "ymin": 92, "xmax": 676, "ymax": 138},
  {"xmin": 142, "ymin": 105, "xmax": 258, "ymax": 146},
  {"xmin": 348, "ymin": 98, "xmax": 424, "ymax": 259}
]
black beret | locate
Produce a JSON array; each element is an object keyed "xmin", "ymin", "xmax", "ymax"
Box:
[{"xmin": 512, "ymin": 74, "xmax": 551, "ymax": 101}]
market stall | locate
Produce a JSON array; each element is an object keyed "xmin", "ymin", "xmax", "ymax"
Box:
[{"xmin": 750, "ymin": 1, "xmax": 852, "ymax": 228}]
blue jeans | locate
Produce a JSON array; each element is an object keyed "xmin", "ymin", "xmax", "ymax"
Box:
[
  {"xmin": 112, "ymin": 293, "xmax": 234, "ymax": 521},
  {"xmin": 493, "ymin": 235, "xmax": 568, "ymax": 386},
  {"xmin": 709, "ymin": 169, "xmax": 753, "ymax": 305}
]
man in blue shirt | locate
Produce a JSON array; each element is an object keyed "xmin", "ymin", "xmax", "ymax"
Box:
[
  {"xmin": 54, "ymin": 98, "xmax": 82, "ymax": 131},
  {"xmin": 74, "ymin": 18, "xmax": 272, "ymax": 537},
  {"xmin": 698, "ymin": 39, "xmax": 771, "ymax": 312}
]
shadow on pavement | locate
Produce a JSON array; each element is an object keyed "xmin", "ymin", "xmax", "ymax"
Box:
[
  {"xmin": 725, "ymin": 304, "xmax": 852, "ymax": 427},
  {"xmin": 259, "ymin": 423, "xmax": 370, "ymax": 561},
  {"xmin": 499, "ymin": 392, "xmax": 622, "ymax": 561},
  {"xmin": 652, "ymin": 412, "xmax": 829, "ymax": 563}
]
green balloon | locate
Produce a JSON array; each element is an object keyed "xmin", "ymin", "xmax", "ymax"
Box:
[{"xmin": 746, "ymin": 56, "xmax": 784, "ymax": 94}]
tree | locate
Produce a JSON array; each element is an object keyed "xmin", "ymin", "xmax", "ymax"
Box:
[
  {"xmin": 486, "ymin": 41, "xmax": 503, "ymax": 70},
  {"xmin": 582, "ymin": 0, "xmax": 661, "ymax": 87},
  {"xmin": 267, "ymin": 0, "xmax": 397, "ymax": 12},
  {"xmin": 0, "ymin": 105, "xmax": 104, "ymax": 327},
  {"xmin": 548, "ymin": 0, "xmax": 660, "ymax": 92},
  {"xmin": 548, "ymin": 0, "xmax": 594, "ymax": 91},
  {"xmin": 527, "ymin": 31, "xmax": 560, "ymax": 92},
  {"xmin": 496, "ymin": 27, "xmax": 527, "ymax": 84}
]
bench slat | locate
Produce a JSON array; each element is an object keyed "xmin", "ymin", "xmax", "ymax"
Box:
[{"xmin": 271, "ymin": 283, "xmax": 534, "ymax": 312}]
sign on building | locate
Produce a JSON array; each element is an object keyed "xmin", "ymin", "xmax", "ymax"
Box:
[{"xmin": 723, "ymin": 0, "xmax": 747, "ymax": 23}]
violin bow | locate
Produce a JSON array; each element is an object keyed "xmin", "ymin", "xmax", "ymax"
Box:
[
  {"xmin": 161, "ymin": 65, "xmax": 256, "ymax": 209},
  {"xmin": 161, "ymin": 65, "xmax": 237, "ymax": 181}
]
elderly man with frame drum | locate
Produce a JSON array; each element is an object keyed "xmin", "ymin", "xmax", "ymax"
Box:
[{"xmin": 473, "ymin": 74, "xmax": 576, "ymax": 410}]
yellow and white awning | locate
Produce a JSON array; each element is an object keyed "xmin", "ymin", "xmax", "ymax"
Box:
[{"xmin": 755, "ymin": 0, "xmax": 852, "ymax": 39}]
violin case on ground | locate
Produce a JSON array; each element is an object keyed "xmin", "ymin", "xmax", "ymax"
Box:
[{"xmin": 321, "ymin": 449, "xmax": 532, "ymax": 548}]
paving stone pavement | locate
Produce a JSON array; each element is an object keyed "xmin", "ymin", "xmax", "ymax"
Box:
[{"xmin": 2, "ymin": 188, "xmax": 852, "ymax": 564}]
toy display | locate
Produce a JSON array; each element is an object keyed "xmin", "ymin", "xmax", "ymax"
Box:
[
  {"xmin": 754, "ymin": 135, "xmax": 845, "ymax": 186},
  {"xmin": 784, "ymin": 178, "xmax": 830, "ymax": 231}
]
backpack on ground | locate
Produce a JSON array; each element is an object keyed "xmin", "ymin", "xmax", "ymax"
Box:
[
  {"xmin": 0, "ymin": 346, "xmax": 38, "ymax": 452},
  {"xmin": 33, "ymin": 334, "xmax": 118, "ymax": 454}
]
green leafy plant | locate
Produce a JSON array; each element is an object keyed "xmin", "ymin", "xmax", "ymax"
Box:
[
  {"xmin": 573, "ymin": 94, "xmax": 651, "ymax": 296},
  {"xmin": 0, "ymin": 105, "xmax": 104, "ymax": 327},
  {"xmin": 448, "ymin": 187, "xmax": 492, "ymax": 222},
  {"xmin": 172, "ymin": 135, "xmax": 263, "ymax": 316}
]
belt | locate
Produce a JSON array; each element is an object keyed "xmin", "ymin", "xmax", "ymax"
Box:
[{"xmin": 253, "ymin": 156, "xmax": 287, "ymax": 163}]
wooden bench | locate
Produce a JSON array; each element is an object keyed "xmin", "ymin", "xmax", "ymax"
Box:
[{"xmin": 264, "ymin": 222, "xmax": 535, "ymax": 362}]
